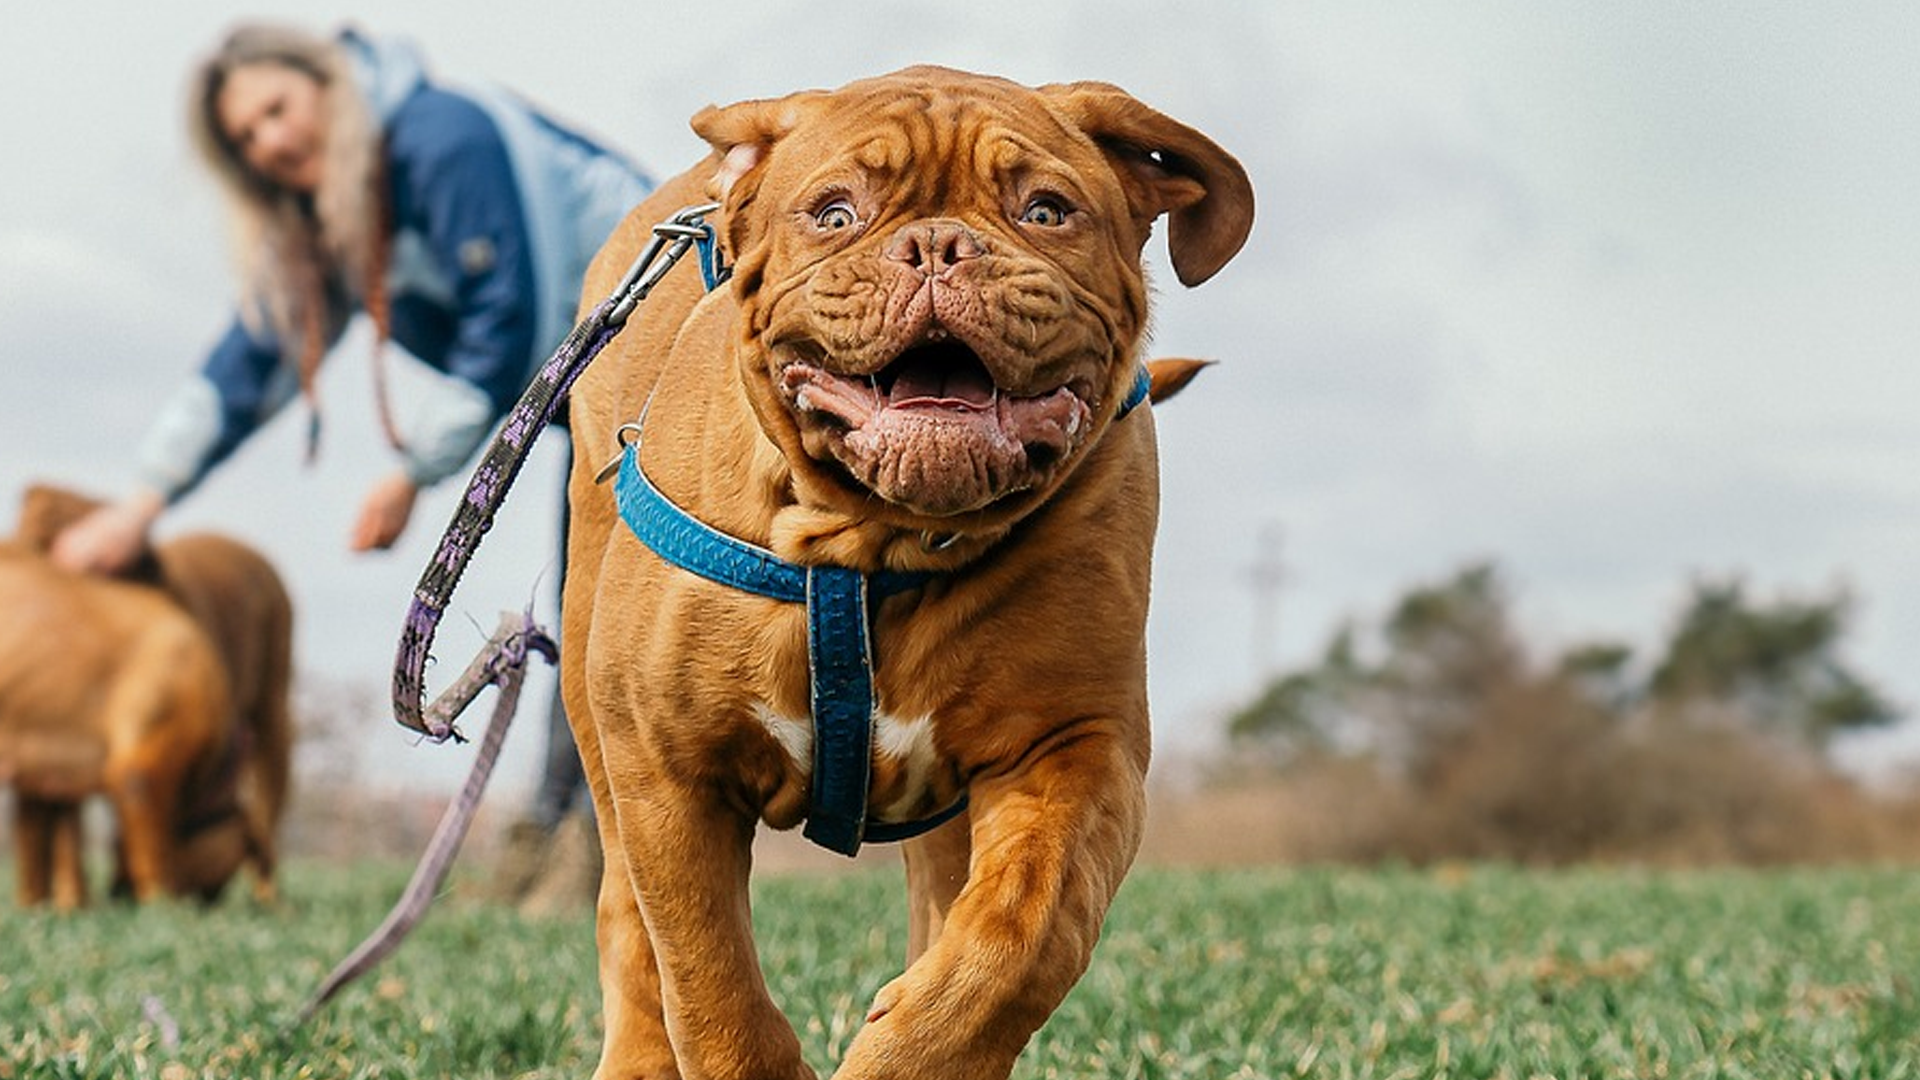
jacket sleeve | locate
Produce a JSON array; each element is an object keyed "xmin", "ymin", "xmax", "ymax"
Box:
[
  {"xmin": 388, "ymin": 96, "xmax": 540, "ymax": 486},
  {"xmin": 135, "ymin": 318, "xmax": 301, "ymax": 502}
]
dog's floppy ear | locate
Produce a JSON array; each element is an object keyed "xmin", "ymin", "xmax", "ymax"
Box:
[
  {"xmin": 691, "ymin": 91, "xmax": 830, "ymax": 255},
  {"xmin": 1042, "ymin": 82, "xmax": 1254, "ymax": 287},
  {"xmin": 691, "ymin": 91, "xmax": 830, "ymax": 263}
]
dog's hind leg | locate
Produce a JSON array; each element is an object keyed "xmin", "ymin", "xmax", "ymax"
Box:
[
  {"xmin": 901, "ymin": 811, "xmax": 972, "ymax": 961},
  {"xmin": 9, "ymin": 797, "xmax": 88, "ymax": 909}
]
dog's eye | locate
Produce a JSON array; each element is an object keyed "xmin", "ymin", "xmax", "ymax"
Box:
[
  {"xmin": 815, "ymin": 199, "xmax": 859, "ymax": 231},
  {"xmin": 1019, "ymin": 197, "xmax": 1071, "ymax": 228}
]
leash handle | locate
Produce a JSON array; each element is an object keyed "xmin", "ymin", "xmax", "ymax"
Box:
[{"xmin": 392, "ymin": 204, "xmax": 721, "ymax": 740}]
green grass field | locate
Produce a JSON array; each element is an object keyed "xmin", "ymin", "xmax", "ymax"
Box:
[{"xmin": 3, "ymin": 861, "xmax": 1918, "ymax": 1079}]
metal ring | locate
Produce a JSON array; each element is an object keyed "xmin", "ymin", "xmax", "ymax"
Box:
[{"xmin": 592, "ymin": 422, "xmax": 647, "ymax": 485}]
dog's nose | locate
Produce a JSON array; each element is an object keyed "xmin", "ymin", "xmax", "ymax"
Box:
[{"xmin": 884, "ymin": 220, "xmax": 985, "ymax": 275}]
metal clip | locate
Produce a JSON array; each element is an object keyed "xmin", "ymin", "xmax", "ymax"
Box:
[{"xmin": 605, "ymin": 203, "xmax": 723, "ymax": 326}]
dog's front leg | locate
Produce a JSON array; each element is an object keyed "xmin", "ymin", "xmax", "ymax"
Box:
[
  {"xmin": 47, "ymin": 802, "xmax": 87, "ymax": 909},
  {"xmin": 835, "ymin": 728, "xmax": 1147, "ymax": 1080},
  {"xmin": 604, "ymin": 773, "xmax": 814, "ymax": 1080},
  {"xmin": 590, "ymin": 798, "xmax": 680, "ymax": 1080},
  {"xmin": 13, "ymin": 797, "xmax": 58, "ymax": 907},
  {"xmin": 106, "ymin": 758, "xmax": 186, "ymax": 902}
]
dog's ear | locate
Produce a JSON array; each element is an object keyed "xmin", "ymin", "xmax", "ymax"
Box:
[
  {"xmin": 691, "ymin": 91, "xmax": 829, "ymax": 262},
  {"xmin": 691, "ymin": 91, "xmax": 830, "ymax": 254},
  {"xmin": 1042, "ymin": 83, "xmax": 1254, "ymax": 287},
  {"xmin": 15, "ymin": 484, "xmax": 103, "ymax": 551}
]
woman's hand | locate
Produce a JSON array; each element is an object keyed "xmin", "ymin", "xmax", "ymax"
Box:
[
  {"xmin": 350, "ymin": 471, "xmax": 420, "ymax": 551},
  {"xmin": 50, "ymin": 489, "xmax": 165, "ymax": 574}
]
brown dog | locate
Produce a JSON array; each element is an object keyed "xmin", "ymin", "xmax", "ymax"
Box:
[
  {"xmin": 2, "ymin": 486, "xmax": 294, "ymax": 906},
  {"xmin": 561, "ymin": 66, "xmax": 1252, "ymax": 1078}
]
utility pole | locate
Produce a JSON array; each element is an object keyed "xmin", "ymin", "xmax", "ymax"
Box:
[{"xmin": 1246, "ymin": 521, "xmax": 1286, "ymax": 683}]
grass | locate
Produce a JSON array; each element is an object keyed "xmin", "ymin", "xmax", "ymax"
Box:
[{"xmin": 2, "ymin": 861, "xmax": 1919, "ymax": 1078}]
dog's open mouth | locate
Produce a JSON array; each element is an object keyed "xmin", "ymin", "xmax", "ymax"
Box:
[{"xmin": 778, "ymin": 339, "xmax": 1093, "ymax": 515}]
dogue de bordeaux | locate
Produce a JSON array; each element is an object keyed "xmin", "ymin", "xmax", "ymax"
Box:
[
  {"xmin": 1, "ymin": 486, "xmax": 293, "ymax": 907},
  {"xmin": 560, "ymin": 66, "xmax": 1252, "ymax": 1078}
]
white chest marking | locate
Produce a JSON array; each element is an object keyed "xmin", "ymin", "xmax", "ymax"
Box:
[
  {"xmin": 752, "ymin": 705, "xmax": 941, "ymax": 821},
  {"xmin": 754, "ymin": 704, "xmax": 812, "ymax": 772},
  {"xmin": 872, "ymin": 712, "xmax": 940, "ymax": 820}
]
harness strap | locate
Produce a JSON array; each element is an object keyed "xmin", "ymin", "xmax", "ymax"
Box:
[
  {"xmin": 804, "ymin": 566, "xmax": 878, "ymax": 852},
  {"xmin": 1118, "ymin": 365, "xmax": 1151, "ymax": 420},
  {"xmin": 612, "ymin": 439, "xmax": 932, "ymax": 602}
]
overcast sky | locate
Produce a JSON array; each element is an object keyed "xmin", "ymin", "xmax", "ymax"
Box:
[{"xmin": 5, "ymin": 1, "xmax": 1917, "ymax": 796}]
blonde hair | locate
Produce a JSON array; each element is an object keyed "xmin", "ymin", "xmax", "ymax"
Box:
[{"xmin": 188, "ymin": 22, "xmax": 392, "ymax": 435}]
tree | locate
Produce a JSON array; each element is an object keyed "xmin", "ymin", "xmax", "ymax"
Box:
[
  {"xmin": 1226, "ymin": 623, "xmax": 1365, "ymax": 758},
  {"xmin": 1227, "ymin": 562, "xmax": 1524, "ymax": 769},
  {"xmin": 1228, "ymin": 562, "xmax": 1902, "ymax": 762},
  {"xmin": 1220, "ymin": 560, "xmax": 1907, "ymax": 865},
  {"xmin": 1649, "ymin": 577, "xmax": 1899, "ymax": 746}
]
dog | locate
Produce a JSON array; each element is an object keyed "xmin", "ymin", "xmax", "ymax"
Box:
[
  {"xmin": 560, "ymin": 66, "xmax": 1252, "ymax": 1078},
  {"xmin": 2, "ymin": 486, "xmax": 294, "ymax": 906}
]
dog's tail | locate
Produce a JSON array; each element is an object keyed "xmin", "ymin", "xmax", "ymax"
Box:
[{"xmin": 1143, "ymin": 357, "xmax": 1215, "ymax": 404}]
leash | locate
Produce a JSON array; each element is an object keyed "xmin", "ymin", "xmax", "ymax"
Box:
[
  {"xmin": 291, "ymin": 204, "xmax": 722, "ymax": 1028},
  {"xmin": 292, "ymin": 612, "xmax": 545, "ymax": 1027},
  {"xmin": 393, "ymin": 202, "xmax": 725, "ymax": 743}
]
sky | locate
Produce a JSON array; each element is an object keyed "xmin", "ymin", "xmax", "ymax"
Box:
[{"xmin": 4, "ymin": 1, "xmax": 1917, "ymax": 798}]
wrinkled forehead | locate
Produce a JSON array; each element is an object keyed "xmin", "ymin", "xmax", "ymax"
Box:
[{"xmin": 766, "ymin": 75, "xmax": 1114, "ymax": 211}]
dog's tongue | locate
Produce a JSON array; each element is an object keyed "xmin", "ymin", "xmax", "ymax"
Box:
[{"xmin": 889, "ymin": 352, "xmax": 996, "ymax": 411}]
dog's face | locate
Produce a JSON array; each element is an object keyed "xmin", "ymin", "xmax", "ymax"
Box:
[
  {"xmin": 170, "ymin": 815, "xmax": 250, "ymax": 903},
  {"xmin": 693, "ymin": 66, "xmax": 1252, "ymax": 529}
]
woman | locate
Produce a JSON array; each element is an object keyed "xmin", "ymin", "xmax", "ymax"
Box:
[
  {"xmin": 54, "ymin": 22, "xmax": 650, "ymax": 568},
  {"xmin": 53, "ymin": 22, "xmax": 647, "ymax": 907}
]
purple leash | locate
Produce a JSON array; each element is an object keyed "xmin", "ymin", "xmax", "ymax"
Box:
[
  {"xmin": 395, "ymin": 201, "xmax": 722, "ymax": 742},
  {"xmin": 291, "ymin": 203, "xmax": 721, "ymax": 1028}
]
